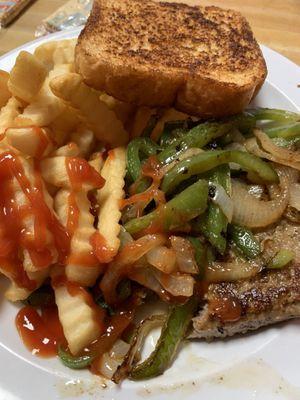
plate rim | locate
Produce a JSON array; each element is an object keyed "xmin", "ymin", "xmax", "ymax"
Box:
[{"xmin": 0, "ymin": 26, "xmax": 299, "ymax": 400}]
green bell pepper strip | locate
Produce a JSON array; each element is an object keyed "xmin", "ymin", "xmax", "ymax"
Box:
[
  {"xmin": 228, "ymin": 113, "xmax": 256, "ymax": 135},
  {"xmin": 126, "ymin": 137, "xmax": 160, "ymax": 182},
  {"xmin": 159, "ymin": 124, "xmax": 187, "ymax": 147},
  {"xmin": 228, "ymin": 224, "xmax": 261, "ymax": 259},
  {"xmin": 196, "ymin": 165, "xmax": 230, "ymax": 254},
  {"xmin": 267, "ymin": 249, "xmax": 295, "ymax": 269},
  {"xmin": 248, "ymin": 108, "xmax": 300, "ymax": 123},
  {"xmin": 124, "ymin": 180, "xmax": 208, "ymax": 235},
  {"xmin": 58, "ymin": 346, "xmax": 95, "ymax": 369},
  {"xmin": 130, "ymin": 297, "xmax": 198, "ymax": 380},
  {"xmin": 186, "ymin": 236, "xmax": 206, "ymax": 278},
  {"xmin": 157, "ymin": 122, "xmax": 232, "ymax": 165},
  {"xmin": 265, "ymin": 122, "xmax": 300, "ymax": 139},
  {"xmin": 161, "ymin": 150, "xmax": 278, "ymax": 194}
]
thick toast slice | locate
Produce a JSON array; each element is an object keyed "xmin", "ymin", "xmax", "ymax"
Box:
[{"xmin": 75, "ymin": 0, "xmax": 267, "ymax": 118}]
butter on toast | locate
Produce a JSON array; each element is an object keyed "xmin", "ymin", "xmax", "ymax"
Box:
[{"xmin": 75, "ymin": 0, "xmax": 267, "ymax": 118}]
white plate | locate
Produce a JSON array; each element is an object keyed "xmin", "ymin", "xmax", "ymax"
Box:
[{"xmin": 0, "ymin": 27, "xmax": 300, "ymax": 400}]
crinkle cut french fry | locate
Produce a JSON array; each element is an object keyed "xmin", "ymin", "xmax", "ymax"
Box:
[
  {"xmin": 96, "ymin": 147, "xmax": 126, "ymax": 262},
  {"xmin": 70, "ymin": 126, "xmax": 95, "ymax": 157},
  {"xmin": 66, "ymin": 191, "xmax": 102, "ymax": 286},
  {"xmin": 51, "ymin": 142, "xmax": 81, "ymax": 157},
  {"xmin": 54, "ymin": 189, "xmax": 102, "ymax": 286},
  {"xmin": 49, "ymin": 73, "xmax": 129, "ymax": 147},
  {"xmin": 15, "ymin": 64, "xmax": 73, "ymax": 127},
  {"xmin": 89, "ymin": 152, "xmax": 105, "ymax": 174},
  {"xmin": 54, "ymin": 285, "xmax": 101, "ymax": 355},
  {"xmin": 54, "ymin": 189, "xmax": 69, "ymax": 228},
  {"xmin": 0, "ymin": 97, "xmax": 22, "ymax": 133},
  {"xmin": 53, "ymin": 39, "xmax": 76, "ymax": 65},
  {"xmin": 40, "ymin": 156, "xmax": 70, "ymax": 188},
  {"xmin": 6, "ymin": 126, "xmax": 54, "ymax": 158},
  {"xmin": 8, "ymin": 51, "xmax": 48, "ymax": 104},
  {"xmin": 50, "ymin": 106, "xmax": 80, "ymax": 146},
  {"xmin": 0, "ymin": 70, "xmax": 11, "ymax": 108},
  {"xmin": 5, "ymin": 268, "xmax": 50, "ymax": 302},
  {"xmin": 12, "ymin": 157, "xmax": 58, "ymax": 272},
  {"xmin": 41, "ymin": 156, "xmax": 102, "ymax": 191},
  {"xmin": 34, "ymin": 40, "xmax": 76, "ymax": 70}
]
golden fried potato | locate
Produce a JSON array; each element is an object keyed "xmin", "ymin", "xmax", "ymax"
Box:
[
  {"xmin": 0, "ymin": 70, "xmax": 11, "ymax": 108},
  {"xmin": 0, "ymin": 97, "xmax": 22, "ymax": 133},
  {"xmin": 34, "ymin": 39, "xmax": 76, "ymax": 70},
  {"xmin": 6, "ymin": 126, "xmax": 54, "ymax": 158},
  {"xmin": 96, "ymin": 147, "xmax": 126, "ymax": 263},
  {"xmin": 49, "ymin": 73, "xmax": 128, "ymax": 147},
  {"xmin": 8, "ymin": 51, "xmax": 48, "ymax": 103},
  {"xmin": 15, "ymin": 64, "xmax": 73, "ymax": 127}
]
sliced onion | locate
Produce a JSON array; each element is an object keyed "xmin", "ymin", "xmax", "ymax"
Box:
[
  {"xmin": 113, "ymin": 315, "xmax": 165, "ymax": 383},
  {"xmin": 206, "ymin": 258, "xmax": 262, "ymax": 283},
  {"xmin": 153, "ymin": 270, "xmax": 195, "ymax": 297},
  {"xmin": 95, "ymin": 339, "xmax": 130, "ymax": 379},
  {"xmin": 210, "ymin": 182, "xmax": 233, "ymax": 222},
  {"xmin": 231, "ymin": 166, "xmax": 290, "ymax": 228},
  {"xmin": 170, "ymin": 236, "xmax": 198, "ymax": 274},
  {"xmin": 245, "ymin": 136, "xmax": 300, "ymax": 170},
  {"xmin": 289, "ymin": 183, "xmax": 300, "ymax": 211},
  {"xmin": 255, "ymin": 129, "xmax": 300, "ymax": 163},
  {"xmin": 129, "ymin": 266, "xmax": 164, "ymax": 298},
  {"xmin": 130, "ymin": 266, "xmax": 194, "ymax": 298},
  {"xmin": 146, "ymin": 246, "xmax": 177, "ymax": 274},
  {"xmin": 100, "ymin": 234, "xmax": 167, "ymax": 304}
]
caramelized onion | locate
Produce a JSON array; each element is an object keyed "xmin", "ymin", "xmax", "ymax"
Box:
[
  {"xmin": 231, "ymin": 166, "xmax": 290, "ymax": 228},
  {"xmin": 206, "ymin": 258, "xmax": 262, "ymax": 282},
  {"xmin": 153, "ymin": 270, "xmax": 195, "ymax": 297},
  {"xmin": 246, "ymin": 136, "xmax": 300, "ymax": 170},
  {"xmin": 95, "ymin": 339, "xmax": 130, "ymax": 379},
  {"xmin": 129, "ymin": 266, "xmax": 194, "ymax": 298},
  {"xmin": 210, "ymin": 183, "xmax": 233, "ymax": 222},
  {"xmin": 255, "ymin": 129, "xmax": 300, "ymax": 163},
  {"xmin": 146, "ymin": 246, "xmax": 177, "ymax": 274},
  {"xmin": 100, "ymin": 234, "xmax": 166, "ymax": 304},
  {"xmin": 113, "ymin": 315, "xmax": 165, "ymax": 383},
  {"xmin": 170, "ymin": 236, "xmax": 198, "ymax": 274},
  {"xmin": 129, "ymin": 266, "xmax": 165, "ymax": 299}
]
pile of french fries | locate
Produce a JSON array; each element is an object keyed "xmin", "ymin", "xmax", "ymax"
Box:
[{"xmin": 0, "ymin": 39, "xmax": 187, "ymax": 356}]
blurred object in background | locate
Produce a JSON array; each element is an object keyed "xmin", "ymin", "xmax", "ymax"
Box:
[
  {"xmin": 35, "ymin": 0, "xmax": 92, "ymax": 37},
  {"xmin": 0, "ymin": 0, "xmax": 34, "ymax": 27}
]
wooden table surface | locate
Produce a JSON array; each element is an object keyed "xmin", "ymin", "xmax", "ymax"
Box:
[{"xmin": 0, "ymin": 0, "xmax": 299, "ymax": 65}]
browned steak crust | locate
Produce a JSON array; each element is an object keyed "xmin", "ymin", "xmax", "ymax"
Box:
[{"xmin": 191, "ymin": 264, "xmax": 300, "ymax": 339}]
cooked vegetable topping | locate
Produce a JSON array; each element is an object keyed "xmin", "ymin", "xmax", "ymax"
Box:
[{"xmin": 130, "ymin": 297, "xmax": 198, "ymax": 380}]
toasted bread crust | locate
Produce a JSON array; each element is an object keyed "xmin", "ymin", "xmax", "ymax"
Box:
[{"xmin": 75, "ymin": 0, "xmax": 267, "ymax": 117}]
